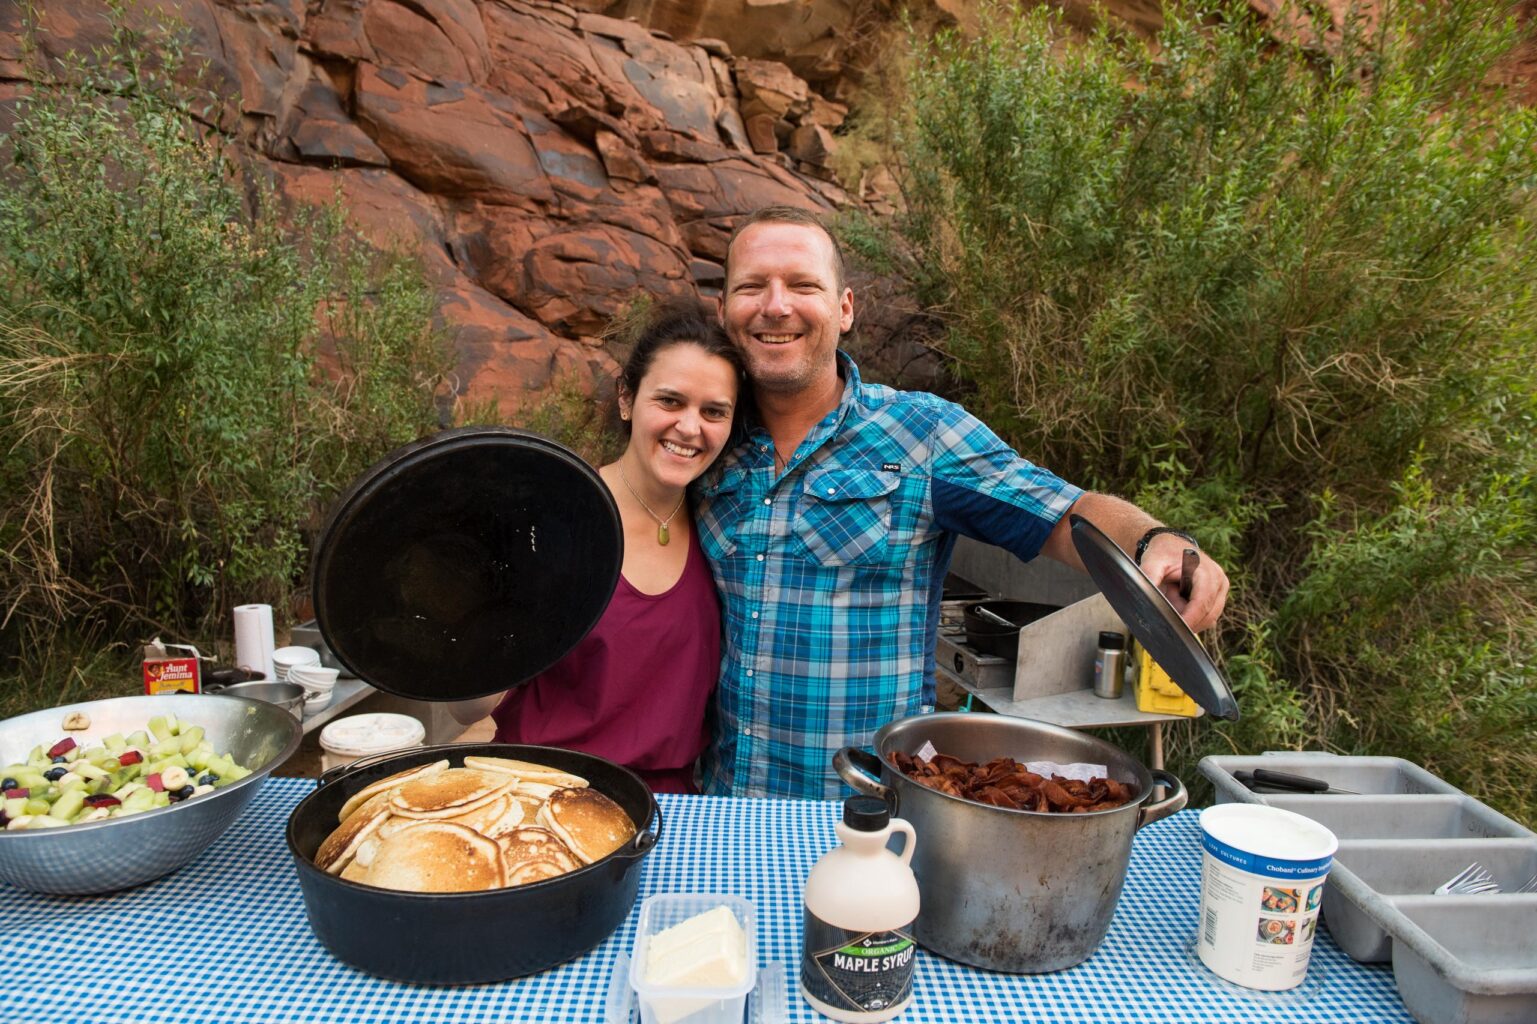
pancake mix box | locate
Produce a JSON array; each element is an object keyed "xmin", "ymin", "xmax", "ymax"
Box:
[{"xmin": 142, "ymin": 640, "xmax": 202, "ymax": 695}]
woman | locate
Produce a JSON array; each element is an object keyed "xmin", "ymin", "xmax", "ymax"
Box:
[{"xmin": 449, "ymin": 301, "xmax": 744, "ymax": 792}]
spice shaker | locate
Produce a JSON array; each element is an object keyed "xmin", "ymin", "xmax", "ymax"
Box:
[{"xmin": 1093, "ymin": 631, "xmax": 1126, "ymax": 699}]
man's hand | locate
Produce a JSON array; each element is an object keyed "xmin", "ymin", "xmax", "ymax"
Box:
[
  {"xmin": 1042, "ymin": 492, "xmax": 1231, "ymax": 632},
  {"xmin": 1139, "ymin": 531, "xmax": 1229, "ymax": 633}
]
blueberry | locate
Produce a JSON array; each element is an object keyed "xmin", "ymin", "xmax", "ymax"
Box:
[
  {"xmin": 51, "ymin": 755, "xmax": 68, "ymax": 764},
  {"xmin": 198, "ymin": 773, "xmax": 218, "ymax": 786},
  {"xmin": 43, "ymin": 767, "xmax": 67, "ymax": 782},
  {"xmin": 169, "ymin": 784, "xmax": 196, "ymax": 802},
  {"xmin": 0, "ymin": 778, "xmax": 16, "ymax": 791}
]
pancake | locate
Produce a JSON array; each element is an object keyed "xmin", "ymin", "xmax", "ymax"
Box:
[
  {"xmin": 439, "ymin": 791, "xmax": 522, "ymax": 835},
  {"xmin": 389, "ymin": 768, "xmax": 516, "ymax": 819},
  {"xmin": 375, "ymin": 814, "xmax": 427, "ymax": 840},
  {"xmin": 510, "ymin": 792, "xmax": 548, "ymax": 820},
  {"xmin": 497, "ymin": 825, "xmax": 578, "ymax": 866},
  {"xmin": 496, "ymin": 826, "xmax": 579, "ymax": 887},
  {"xmin": 365, "ymin": 821, "xmax": 505, "ymax": 893},
  {"xmin": 474, "ymin": 795, "xmax": 528, "ymax": 839},
  {"xmin": 504, "ymin": 857, "xmax": 577, "ymax": 887},
  {"xmin": 515, "ymin": 781, "xmax": 560, "ymax": 802},
  {"xmin": 536, "ymin": 787, "xmax": 637, "ymax": 865},
  {"xmin": 340, "ymin": 857, "xmax": 372, "ymax": 884},
  {"xmin": 337, "ymin": 759, "xmax": 450, "ymax": 823},
  {"xmin": 464, "ymin": 756, "xmax": 588, "ymax": 789},
  {"xmin": 315, "ymin": 793, "xmax": 391, "ymax": 874}
]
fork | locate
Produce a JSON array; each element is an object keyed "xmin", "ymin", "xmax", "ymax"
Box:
[
  {"xmin": 1433, "ymin": 862, "xmax": 1500, "ymax": 895},
  {"xmin": 1517, "ymin": 874, "xmax": 1537, "ymax": 894}
]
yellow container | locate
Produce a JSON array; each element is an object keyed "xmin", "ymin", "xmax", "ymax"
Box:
[{"xmin": 1133, "ymin": 643, "xmax": 1200, "ymax": 717}]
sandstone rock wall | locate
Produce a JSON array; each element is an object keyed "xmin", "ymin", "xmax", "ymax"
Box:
[{"xmin": 0, "ymin": 0, "xmax": 879, "ymax": 415}]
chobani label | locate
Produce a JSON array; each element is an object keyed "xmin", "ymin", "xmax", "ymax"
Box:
[{"xmin": 801, "ymin": 911, "xmax": 916, "ymax": 1014}]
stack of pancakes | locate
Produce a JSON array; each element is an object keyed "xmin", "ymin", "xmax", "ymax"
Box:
[{"xmin": 315, "ymin": 756, "xmax": 638, "ymax": 893}]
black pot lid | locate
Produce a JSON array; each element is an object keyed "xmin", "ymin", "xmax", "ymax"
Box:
[
  {"xmin": 1069, "ymin": 515, "xmax": 1239, "ymax": 721},
  {"xmin": 311, "ymin": 427, "xmax": 622, "ymax": 702}
]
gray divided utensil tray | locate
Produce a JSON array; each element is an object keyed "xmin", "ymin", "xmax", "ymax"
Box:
[{"xmin": 1200, "ymin": 752, "xmax": 1537, "ymax": 1024}]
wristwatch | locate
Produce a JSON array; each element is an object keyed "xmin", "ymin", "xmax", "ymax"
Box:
[{"xmin": 1134, "ymin": 527, "xmax": 1198, "ymax": 566}]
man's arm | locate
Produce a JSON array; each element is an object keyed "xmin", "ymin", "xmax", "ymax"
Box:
[{"xmin": 1040, "ymin": 491, "xmax": 1230, "ymax": 632}]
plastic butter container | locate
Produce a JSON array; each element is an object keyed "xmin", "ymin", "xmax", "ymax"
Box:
[
  {"xmin": 318, "ymin": 713, "xmax": 424, "ymax": 774},
  {"xmin": 629, "ymin": 894, "xmax": 757, "ymax": 1024}
]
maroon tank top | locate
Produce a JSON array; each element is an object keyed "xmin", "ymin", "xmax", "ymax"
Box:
[{"xmin": 490, "ymin": 529, "xmax": 720, "ymax": 793}]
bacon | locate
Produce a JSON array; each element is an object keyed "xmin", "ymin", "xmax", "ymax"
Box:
[{"xmin": 889, "ymin": 749, "xmax": 1137, "ymax": 814}]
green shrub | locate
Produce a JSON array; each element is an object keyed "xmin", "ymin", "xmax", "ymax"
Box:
[
  {"xmin": 0, "ymin": 10, "xmax": 447, "ymax": 671},
  {"xmin": 889, "ymin": 1, "xmax": 1537, "ymax": 818}
]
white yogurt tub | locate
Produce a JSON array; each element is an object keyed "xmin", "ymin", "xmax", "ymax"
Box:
[
  {"xmin": 1196, "ymin": 803, "xmax": 1339, "ymax": 991},
  {"xmin": 319, "ymin": 713, "xmax": 425, "ymax": 774}
]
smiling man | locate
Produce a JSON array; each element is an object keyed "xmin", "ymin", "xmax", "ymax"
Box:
[{"xmin": 694, "ymin": 205, "xmax": 1231, "ymax": 799}]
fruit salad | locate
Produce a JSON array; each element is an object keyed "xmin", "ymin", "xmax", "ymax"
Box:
[{"xmin": 0, "ymin": 712, "xmax": 254, "ymax": 831}]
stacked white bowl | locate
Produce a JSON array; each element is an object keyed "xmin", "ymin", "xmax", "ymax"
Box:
[
  {"xmin": 271, "ymin": 645, "xmax": 321, "ymax": 683},
  {"xmin": 288, "ymin": 663, "xmax": 339, "ymax": 714}
]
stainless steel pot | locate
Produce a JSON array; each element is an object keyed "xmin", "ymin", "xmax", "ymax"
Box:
[
  {"xmin": 211, "ymin": 680, "xmax": 305, "ymax": 719},
  {"xmin": 836, "ymin": 713, "xmax": 1186, "ymax": 973}
]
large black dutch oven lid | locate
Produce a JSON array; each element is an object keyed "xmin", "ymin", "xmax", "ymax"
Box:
[
  {"xmin": 1070, "ymin": 515, "xmax": 1240, "ymax": 721},
  {"xmin": 311, "ymin": 426, "xmax": 622, "ymax": 701}
]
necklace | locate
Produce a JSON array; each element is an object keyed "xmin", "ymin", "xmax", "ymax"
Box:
[{"xmin": 617, "ymin": 465, "xmax": 686, "ymax": 545}]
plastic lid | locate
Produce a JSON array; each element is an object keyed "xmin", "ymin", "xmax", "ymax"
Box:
[
  {"xmin": 319, "ymin": 713, "xmax": 426, "ymax": 756},
  {"xmin": 843, "ymin": 796, "xmax": 890, "ymax": 831},
  {"xmin": 311, "ymin": 427, "xmax": 623, "ymax": 702},
  {"xmin": 1098, "ymin": 630, "xmax": 1126, "ymax": 649},
  {"xmin": 1070, "ymin": 515, "xmax": 1239, "ymax": 721}
]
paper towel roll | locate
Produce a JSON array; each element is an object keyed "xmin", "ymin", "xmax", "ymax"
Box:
[{"xmin": 234, "ymin": 604, "xmax": 275, "ymax": 682}]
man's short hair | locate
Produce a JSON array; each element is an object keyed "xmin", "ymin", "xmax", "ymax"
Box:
[{"xmin": 725, "ymin": 205, "xmax": 847, "ymax": 292}]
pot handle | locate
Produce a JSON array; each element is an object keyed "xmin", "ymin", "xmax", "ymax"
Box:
[
  {"xmin": 974, "ymin": 605, "xmax": 1015, "ymax": 628},
  {"xmin": 834, "ymin": 747, "xmax": 893, "ymax": 804},
  {"xmin": 317, "ymin": 745, "xmax": 429, "ymax": 788},
  {"xmin": 1135, "ymin": 769, "xmax": 1188, "ymax": 829},
  {"xmin": 614, "ymin": 801, "xmax": 664, "ymax": 862}
]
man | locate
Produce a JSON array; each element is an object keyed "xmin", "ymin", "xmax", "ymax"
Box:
[{"xmin": 695, "ymin": 206, "xmax": 1231, "ymax": 799}]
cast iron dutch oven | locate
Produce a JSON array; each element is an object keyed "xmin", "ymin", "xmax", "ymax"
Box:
[
  {"xmin": 287, "ymin": 742, "xmax": 659, "ymax": 984},
  {"xmin": 285, "ymin": 426, "xmax": 659, "ymax": 984}
]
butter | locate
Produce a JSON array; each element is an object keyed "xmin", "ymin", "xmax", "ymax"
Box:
[
  {"xmin": 645, "ymin": 905, "xmax": 748, "ymax": 988},
  {"xmin": 641, "ymin": 905, "xmax": 749, "ymax": 1024}
]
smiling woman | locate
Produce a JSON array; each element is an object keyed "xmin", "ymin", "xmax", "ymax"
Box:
[{"xmin": 449, "ymin": 301, "xmax": 746, "ymax": 793}]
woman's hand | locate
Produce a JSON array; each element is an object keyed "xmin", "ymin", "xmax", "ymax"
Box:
[{"xmin": 446, "ymin": 693, "xmax": 502, "ymax": 726}]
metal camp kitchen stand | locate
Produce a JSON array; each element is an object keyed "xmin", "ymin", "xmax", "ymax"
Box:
[
  {"xmin": 937, "ymin": 518, "xmax": 1239, "ymax": 767},
  {"xmin": 936, "ymin": 525, "xmax": 1237, "ymax": 768}
]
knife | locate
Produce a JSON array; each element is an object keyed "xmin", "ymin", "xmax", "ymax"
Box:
[{"xmin": 1235, "ymin": 768, "xmax": 1359, "ymax": 795}]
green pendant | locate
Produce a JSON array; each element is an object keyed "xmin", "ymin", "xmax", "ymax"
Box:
[{"xmin": 658, "ymin": 523, "xmax": 670, "ymax": 545}]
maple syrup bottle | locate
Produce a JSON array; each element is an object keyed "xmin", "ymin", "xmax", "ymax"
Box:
[{"xmin": 801, "ymin": 796, "xmax": 921, "ymax": 1022}]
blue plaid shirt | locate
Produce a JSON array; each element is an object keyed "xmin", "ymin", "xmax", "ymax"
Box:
[{"xmin": 695, "ymin": 354, "xmax": 1083, "ymax": 798}]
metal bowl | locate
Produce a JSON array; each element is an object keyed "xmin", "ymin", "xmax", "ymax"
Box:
[
  {"xmin": 210, "ymin": 680, "xmax": 305, "ymax": 718},
  {"xmin": 0, "ymin": 693, "xmax": 302, "ymax": 895}
]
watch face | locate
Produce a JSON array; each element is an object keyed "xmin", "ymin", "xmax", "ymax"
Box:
[{"xmin": 1135, "ymin": 526, "xmax": 1194, "ymax": 565}]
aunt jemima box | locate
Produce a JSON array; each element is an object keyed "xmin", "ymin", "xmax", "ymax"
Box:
[{"xmin": 143, "ymin": 639, "xmax": 203, "ymax": 695}]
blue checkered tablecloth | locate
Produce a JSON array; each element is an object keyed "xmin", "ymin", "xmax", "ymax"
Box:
[{"xmin": 0, "ymin": 778, "xmax": 1411, "ymax": 1024}]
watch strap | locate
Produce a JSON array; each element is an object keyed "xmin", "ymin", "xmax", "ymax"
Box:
[{"xmin": 1134, "ymin": 526, "xmax": 1198, "ymax": 565}]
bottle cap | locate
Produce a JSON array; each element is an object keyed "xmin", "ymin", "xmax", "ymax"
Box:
[
  {"xmin": 1098, "ymin": 630, "xmax": 1126, "ymax": 649},
  {"xmin": 843, "ymin": 795, "xmax": 890, "ymax": 831}
]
